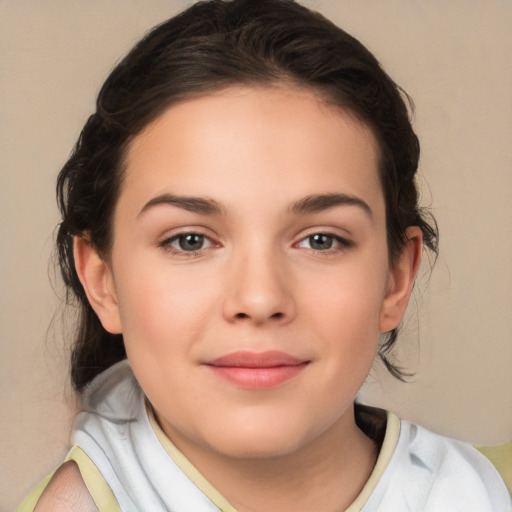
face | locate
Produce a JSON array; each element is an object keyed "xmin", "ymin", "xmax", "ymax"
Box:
[{"xmin": 79, "ymin": 86, "xmax": 417, "ymax": 462}]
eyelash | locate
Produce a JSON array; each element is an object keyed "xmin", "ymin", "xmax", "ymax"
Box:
[
  {"xmin": 159, "ymin": 232, "xmax": 216, "ymax": 257},
  {"xmin": 158, "ymin": 231, "xmax": 352, "ymax": 257},
  {"xmin": 295, "ymin": 233, "xmax": 352, "ymax": 255}
]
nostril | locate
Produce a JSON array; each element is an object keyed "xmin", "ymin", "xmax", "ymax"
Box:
[{"xmin": 233, "ymin": 312, "xmax": 284, "ymax": 320}]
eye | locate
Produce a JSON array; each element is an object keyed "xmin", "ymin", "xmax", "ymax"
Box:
[
  {"xmin": 161, "ymin": 232, "xmax": 214, "ymax": 254},
  {"xmin": 297, "ymin": 233, "xmax": 350, "ymax": 252}
]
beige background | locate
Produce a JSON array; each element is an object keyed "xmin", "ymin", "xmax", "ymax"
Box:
[{"xmin": 1, "ymin": 0, "xmax": 511, "ymax": 509}]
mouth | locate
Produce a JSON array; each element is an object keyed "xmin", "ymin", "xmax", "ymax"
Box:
[{"xmin": 203, "ymin": 350, "xmax": 310, "ymax": 390}]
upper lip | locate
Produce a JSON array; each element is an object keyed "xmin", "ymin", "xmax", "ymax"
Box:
[{"xmin": 205, "ymin": 350, "xmax": 308, "ymax": 368}]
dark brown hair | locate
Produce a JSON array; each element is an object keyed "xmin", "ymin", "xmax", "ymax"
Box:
[{"xmin": 56, "ymin": 0, "xmax": 438, "ymax": 391}]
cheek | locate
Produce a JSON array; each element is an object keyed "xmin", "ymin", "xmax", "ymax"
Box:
[
  {"xmin": 302, "ymin": 260, "xmax": 388, "ymax": 332},
  {"xmin": 299, "ymin": 260, "xmax": 388, "ymax": 372},
  {"xmin": 114, "ymin": 261, "xmax": 221, "ymax": 408},
  {"xmin": 113, "ymin": 256, "xmax": 219, "ymax": 357}
]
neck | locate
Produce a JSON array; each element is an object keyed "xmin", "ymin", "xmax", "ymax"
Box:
[{"xmin": 159, "ymin": 406, "xmax": 378, "ymax": 512}]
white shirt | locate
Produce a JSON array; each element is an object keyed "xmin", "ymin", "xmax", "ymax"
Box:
[{"xmin": 67, "ymin": 360, "xmax": 510, "ymax": 512}]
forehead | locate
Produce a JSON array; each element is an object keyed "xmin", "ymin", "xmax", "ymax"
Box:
[{"xmin": 121, "ymin": 86, "xmax": 383, "ymax": 215}]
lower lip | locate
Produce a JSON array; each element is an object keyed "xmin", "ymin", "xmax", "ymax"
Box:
[{"xmin": 207, "ymin": 364, "xmax": 308, "ymax": 390}]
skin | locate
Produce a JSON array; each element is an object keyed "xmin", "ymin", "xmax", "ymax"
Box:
[
  {"xmin": 34, "ymin": 462, "xmax": 98, "ymax": 512},
  {"xmin": 74, "ymin": 86, "xmax": 421, "ymax": 511}
]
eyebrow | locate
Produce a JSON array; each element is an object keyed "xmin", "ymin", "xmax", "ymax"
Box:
[
  {"xmin": 138, "ymin": 192, "xmax": 372, "ymax": 219},
  {"xmin": 290, "ymin": 193, "xmax": 373, "ymax": 217},
  {"xmin": 138, "ymin": 194, "xmax": 224, "ymax": 217}
]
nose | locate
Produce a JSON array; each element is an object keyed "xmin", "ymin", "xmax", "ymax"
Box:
[{"xmin": 222, "ymin": 247, "xmax": 296, "ymax": 326}]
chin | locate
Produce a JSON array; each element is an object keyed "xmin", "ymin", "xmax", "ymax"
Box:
[
  {"xmin": 204, "ymin": 419, "xmax": 315, "ymax": 460},
  {"xmin": 216, "ymin": 437, "xmax": 303, "ymax": 460}
]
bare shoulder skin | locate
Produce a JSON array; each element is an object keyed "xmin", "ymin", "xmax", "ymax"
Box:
[{"xmin": 34, "ymin": 461, "xmax": 99, "ymax": 512}]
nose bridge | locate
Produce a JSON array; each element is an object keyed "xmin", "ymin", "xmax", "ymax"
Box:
[{"xmin": 223, "ymin": 237, "xmax": 295, "ymax": 324}]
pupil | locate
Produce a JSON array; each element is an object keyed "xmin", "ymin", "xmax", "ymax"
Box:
[
  {"xmin": 179, "ymin": 234, "xmax": 204, "ymax": 251},
  {"xmin": 310, "ymin": 234, "xmax": 332, "ymax": 250}
]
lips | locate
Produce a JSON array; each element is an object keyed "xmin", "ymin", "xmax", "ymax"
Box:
[{"xmin": 204, "ymin": 351, "xmax": 309, "ymax": 390}]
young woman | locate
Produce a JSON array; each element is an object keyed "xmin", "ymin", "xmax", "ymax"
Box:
[{"xmin": 19, "ymin": 0, "xmax": 509, "ymax": 510}]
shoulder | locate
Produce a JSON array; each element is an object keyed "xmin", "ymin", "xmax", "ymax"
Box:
[
  {"xmin": 33, "ymin": 461, "xmax": 99, "ymax": 512},
  {"xmin": 394, "ymin": 421, "xmax": 510, "ymax": 511}
]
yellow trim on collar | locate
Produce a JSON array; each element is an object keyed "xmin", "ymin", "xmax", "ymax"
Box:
[
  {"xmin": 345, "ymin": 411, "xmax": 401, "ymax": 511},
  {"xmin": 17, "ymin": 447, "xmax": 120, "ymax": 512},
  {"xmin": 148, "ymin": 408, "xmax": 239, "ymax": 512},
  {"xmin": 149, "ymin": 406, "xmax": 400, "ymax": 512},
  {"xmin": 16, "ymin": 473, "xmax": 54, "ymax": 511},
  {"xmin": 476, "ymin": 442, "xmax": 512, "ymax": 496},
  {"xmin": 64, "ymin": 446, "xmax": 121, "ymax": 511}
]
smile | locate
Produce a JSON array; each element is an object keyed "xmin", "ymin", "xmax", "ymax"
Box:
[{"xmin": 204, "ymin": 351, "xmax": 310, "ymax": 390}]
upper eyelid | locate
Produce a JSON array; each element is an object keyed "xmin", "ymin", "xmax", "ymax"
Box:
[
  {"xmin": 293, "ymin": 226, "xmax": 353, "ymax": 242},
  {"xmin": 161, "ymin": 232, "xmax": 217, "ymax": 247},
  {"xmin": 159, "ymin": 232, "xmax": 217, "ymax": 256},
  {"xmin": 157, "ymin": 227, "xmax": 353, "ymax": 247},
  {"xmin": 159, "ymin": 226, "xmax": 219, "ymax": 241},
  {"xmin": 296, "ymin": 233, "xmax": 351, "ymax": 246}
]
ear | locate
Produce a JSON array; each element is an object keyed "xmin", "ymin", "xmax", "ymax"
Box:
[
  {"xmin": 379, "ymin": 227, "xmax": 423, "ymax": 333},
  {"xmin": 73, "ymin": 236, "xmax": 122, "ymax": 334}
]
